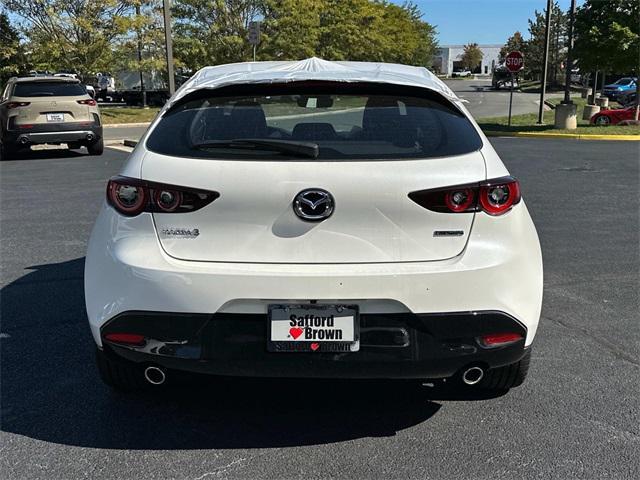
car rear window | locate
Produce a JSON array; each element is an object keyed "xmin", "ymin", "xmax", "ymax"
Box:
[
  {"xmin": 13, "ymin": 82, "xmax": 87, "ymax": 97},
  {"xmin": 146, "ymin": 83, "xmax": 482, "ymax": 160}
]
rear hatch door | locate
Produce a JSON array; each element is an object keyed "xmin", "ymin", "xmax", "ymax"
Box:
[{"xmin": 145, "ymin": 152, "xmax": 484, "ymax": 264}]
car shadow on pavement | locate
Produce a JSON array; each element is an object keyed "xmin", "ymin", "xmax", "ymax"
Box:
[
  {"xmin": 1, "ymin": 147, "xmax": 87, "ymax": 161},
  {"xmin": 1, "ymin": 257, "xmax": 506, "ymax": 450}
]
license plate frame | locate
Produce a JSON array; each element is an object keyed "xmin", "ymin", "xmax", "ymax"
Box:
[
  {"xmin": 46, "ymin": 113, "xmax": 65, "ymax": 123},
  {"xmin": 267, "ymin": 304, "xmax": 360, "ymax": 353}
]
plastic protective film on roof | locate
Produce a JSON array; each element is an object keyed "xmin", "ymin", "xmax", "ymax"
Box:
[{"xmin": 169, "ymin": 57, "xmax": 459, "ymax": 107}]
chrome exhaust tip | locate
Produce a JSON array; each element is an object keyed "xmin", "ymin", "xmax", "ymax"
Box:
[
  {"xmin": 462, "ymin": 366, "xmax": 484, "ymax": 385},
  {"xmin": 19, "ymin": 136, "xmax": 29, "ymax": 145},
  {"xmin": 86, "ymin": 133, "xmax": 95, "ymax": 142},
  {"xmin": 144, "ymin": 366, "xmax": 166, "ymax": 385}
]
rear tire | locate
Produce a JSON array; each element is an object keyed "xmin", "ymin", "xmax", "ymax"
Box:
[
  {"xmin": 87, "ymin": 137, "xmax": 104, "ymax": 156},
  {"xmin": 479, "ymin": 349, "xmax": 531, "ymax": 391},
  {"xmin": 96, "ymin": 348, "xmax": 146, "ymax": 392},
  {"xmin": 594, "ymin": 115, "xmax": 611, "ymax": 126}
]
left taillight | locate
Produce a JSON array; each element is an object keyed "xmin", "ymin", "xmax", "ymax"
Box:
[
  {"xmin": 6, "ymin": 101, "xmax": 30, "ymax": 109},
  {"xmin": 77, "ymin": 99, "xmax": 97, "ymax": 106},
  {"xmin": 409, "ymin": 176, "xmax": 521, "ymax": 216},
  {"xmin": 106, "ymin": 176, "xmax": 220, "ymax": 217}
]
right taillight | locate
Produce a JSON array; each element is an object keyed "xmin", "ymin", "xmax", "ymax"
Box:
[
  {"xmin": 479, "ymin": 177, "xmax": 521, "ymax": 216},
  {"xmin": 408, "ymin": 176, "xmax": 521, "ymax": 216},
  {"xmin": 106, "ymin": 176, "xmax": 219, "ymax": 217}
]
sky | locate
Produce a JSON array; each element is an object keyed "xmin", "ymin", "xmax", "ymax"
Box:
[{"xmin": 396, "ymin": 0, "xmax": 585, "ymax": 46}]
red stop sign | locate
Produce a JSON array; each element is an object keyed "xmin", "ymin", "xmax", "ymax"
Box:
[{"xmin": 505, "ymin": 51, "xmax": 524, "ymax": 73}]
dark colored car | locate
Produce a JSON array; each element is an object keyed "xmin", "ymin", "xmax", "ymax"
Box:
[{"xmin": 602, "ymin": 77, "xmax": 637, "ymax": 101}]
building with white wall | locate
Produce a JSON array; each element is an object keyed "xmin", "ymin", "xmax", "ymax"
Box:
[{"xmin": 433, "ymin": 45, "xmax": 502, "ymax": 76}]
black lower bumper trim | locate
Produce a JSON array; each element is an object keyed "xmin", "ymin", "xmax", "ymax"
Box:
[
  {"xmin": 5, "ymin": 123, "xmax": 102, "ymax": 145},
  {"xmin": 101, "ymin": 310, "xmax": 528, "ymax": 380}
]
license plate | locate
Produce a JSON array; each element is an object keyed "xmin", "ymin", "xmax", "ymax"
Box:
[
  {"xmin": 268, "ymin": 304, "xmax": 359, "ymax": 353},
  {"xmin": 46, "ymin": 113, "xmax": 64, "ymax": 122}
]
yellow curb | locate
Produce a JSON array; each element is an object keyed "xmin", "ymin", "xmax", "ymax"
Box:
[{"xmin": 483, "ymin": 130, "xmax": 640, "ymax": 141}]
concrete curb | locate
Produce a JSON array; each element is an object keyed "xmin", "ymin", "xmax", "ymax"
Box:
[
  {"xmin": 123, "ymin": 139, "xmax": 139, "ymax": 148},
  {"xmin": 103, "ymin": 122, "xmax": 151, "ymax": 128},
  {"xmin": 483, "ymin": 131, "xmax": 640, "ymax": 141}
]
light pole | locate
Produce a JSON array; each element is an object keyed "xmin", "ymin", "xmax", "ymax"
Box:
[
  {"xmin": 136, "ymin": 4, "xmax": 147, "ymax": 107},
  {"xmin": 163, "ymin": 0, "xmax": 175, "ymax": 95},
  {"xmin": 562, "ymin": 0, "xmax": 577, "ymax": 104},
  {"xmin": 537, "ymin": 0, "xmax": 552, "ymax": 124}
]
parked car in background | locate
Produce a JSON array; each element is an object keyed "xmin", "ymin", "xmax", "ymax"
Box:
[
  {"xmin": 590, "ymin": 106, "xmax": 637, "ymax": 125},
  {"xmin": 0, "ymin": 76, "xmax": 103, "ymax": 159},
  {"xmin": 617, "ymin": 91, "xmax": 637, "ymax": 107},
  {"xmin": 602, "ymin": 77, "xmax": 637, "ymax": 101},
  {"xmin": 452, "ymin": 69, "xmax": 472, "ymax": 78},
  {"xmin": 96, "ymin": 73, "xmax": 117, "ymax": 102},
  {"xmin": 570, "ymin": 69, "xmax": 582, "ymax": 84},
  {"xmin": 85, "ymin": 84, "xmax": 96, "ymax": 98},
  {"xmin": 86, "ymin": 58, "xmax": 542, "ymax": 394},
  {"xmin": 492, "ymin": 66, "xmax": 518, "ymax": 89},
  {"xmin": 54, "ymin": 72, "xmax": 79, "ymax": 80}
]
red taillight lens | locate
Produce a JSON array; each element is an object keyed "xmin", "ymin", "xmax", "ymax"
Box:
[
  {"xmin": 77, "ymin": 99, "xmax": 97, "ymax": 106},
  {"xmin": 6, "ymin": 101, "xmax": 30, "ymax": 109},
  {"xmin": 106, "ymin": 176, "xmax": 219, "ymax": 217},
  {"xmin": 479, "ymin": 178, "xmax": 521, "ymax": 216},
  {"xmin": 104, "ymin": 333, "xmax": 146, "ymax": 346},
  {"xmin": 408, "ymin": 176, "xmax": 521, "ymax": 216},
  {"xmin": 478, "ymin": 332, "xmax": 524, "ymax": 348}
]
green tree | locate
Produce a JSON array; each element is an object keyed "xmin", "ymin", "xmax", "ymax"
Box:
[
  {"xmin": 172, "ymin": 0, "xmax": 437, "ymax": 71},
  {"xmin": 4, "ymin": 0, "xmax": 136, "ymax": 79},
  {"xmin": 113, "ymin": 1, "xmax": 167, "ymax": 78},
  {"xmin": 317, "ymin": 0, "xmax": 436, "ymax": 66},
  {"xmin": 0, "ymin": 11, "xmax": 29, "ymax": 85},
  {"xmin": 172, "ymin": 0, "xmax": 261, "ymax": 70},
  {"xmin": 500, "ymin": 31, "xmax": 526, "ymax": 64},
  {"xmin": 459, "ymin": 43, "xmax": 483, "ymax": 71},
  {"xmin": 525, "ymin": 1, "xmax": 566, "ymax": 84},
  {"xmin": 260, "ymin": 0, "xmax": 322, "ymax": 60},
  {"xmin": 574, "ymin": 0, "xmax": 640, "ymax": 119}
]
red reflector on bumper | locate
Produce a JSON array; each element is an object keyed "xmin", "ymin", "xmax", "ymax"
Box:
[
  {"xmin": 479, "ymin": 332, "xmax": 523, "ymax": 348},
  {"xmin": 104, "ymin": 333, "xmax": 145, "ymax": 346}
]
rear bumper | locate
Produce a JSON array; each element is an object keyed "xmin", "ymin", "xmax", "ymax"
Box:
[
  {"xmin": 5, "ymin": 122, "xmax": 102, "ymax": 145},
  {"xmin": 101, "ymin": 310, "xmax": 528, "ymax": 379}
]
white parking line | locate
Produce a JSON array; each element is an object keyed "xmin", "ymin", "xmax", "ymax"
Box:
[{"xmin": 107, "ymin": 145, "xmax": 134, "ymax": 153}]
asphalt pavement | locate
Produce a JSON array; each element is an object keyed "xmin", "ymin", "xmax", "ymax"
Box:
[
  {"xmin": 1, "ymin": 139, "xmax": 639, "ymax": 479},
  {"xmin": 103, "ymin": 79, "xmax": 551, "ymax": 143},
  {"xmin": 443, "ymin": 79, "xmax": 554, "ymax": 118}
]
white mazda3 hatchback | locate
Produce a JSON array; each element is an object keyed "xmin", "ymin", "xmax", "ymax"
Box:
[{"xmin": 85, "ymin": 58, "xmax": 542, "ymax": 391}]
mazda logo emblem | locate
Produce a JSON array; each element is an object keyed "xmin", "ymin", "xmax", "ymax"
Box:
[{"xmin": 293, "ymin": 188, "xmax": 334, "ymax": 221}]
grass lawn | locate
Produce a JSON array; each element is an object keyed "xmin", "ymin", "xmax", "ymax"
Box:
[
  {"xmin": 478, "ymin": 97, "xmax": 640, "ymax": 136},
  {"xmin": 100, "ymin": 107, "xmax": 160, "ymax": 125}
]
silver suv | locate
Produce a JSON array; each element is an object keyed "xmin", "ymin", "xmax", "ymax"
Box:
[{"xmin": 0, "ymin": 76, "xmax": 103, "ymax": 159}]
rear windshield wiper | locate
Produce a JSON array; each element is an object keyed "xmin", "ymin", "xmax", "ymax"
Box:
[{"xmin": 192, "ymin": 138, "xmax": 319, "ymax": 159}]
